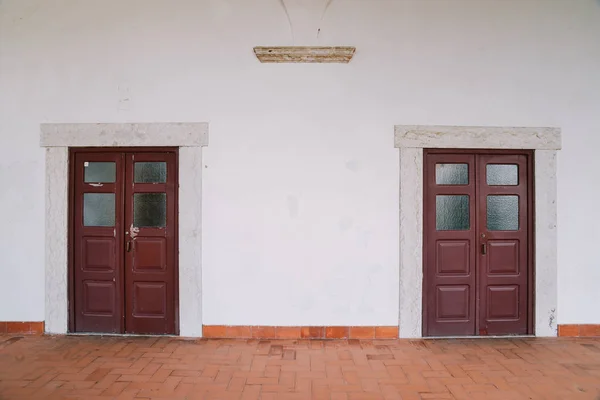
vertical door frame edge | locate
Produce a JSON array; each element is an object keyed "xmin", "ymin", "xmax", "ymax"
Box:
[
  {"xmin": 394, "ymin": 125, "xmax": 561, "ymax": 338},
  {"xmin": 40, "ymin": 123, "xmax": 208, "ymax": 337}
]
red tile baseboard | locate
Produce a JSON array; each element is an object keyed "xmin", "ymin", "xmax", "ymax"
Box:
[
  {"xmin": 0, "ymin": 321, "xmax": 45, "ymax": 335},
  {"xmin": 558, "ymin": 324, "xmax": 600, "ymax": 337},
  {"xmin": 202, "ymin": 325, "xmax": 398, "ymax": 339}
]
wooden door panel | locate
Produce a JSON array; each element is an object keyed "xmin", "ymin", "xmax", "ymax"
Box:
[
  {"xmin": 486, "ymin": 286, "xmax": 519, "ymax": 320},
  {"xmin": 133, "ymin": 238, "xmax": 167, "ymax": 272},
  {"xmin": 132, "ymin": 282, "xmax": 168, "ymax": 317},
  {"xmin": 73, "ymin": 153, "xmax": 124, "ymax": 333},
  {"xmin": 436, "ymin": 286, "xmax": 470, "ymax": 320},
  {"xmin": 478, "ymin": 154, "xmax": 529, "ymax": 335},
  {"xmin": 82, "ymin": 238, "xmax": 116, "ymax": 271},
  {"xmin": 82, "ymin": 281, "xmax": 116, "ymax": 315},
  {"xmin": 487, "ymin": 241, "xmax": 519, "ymax": 274},
  {"xmin": 124, "ymin": 153, "xmax": 177, "ymax": 335},
  {"xmin": 436, "ymin": 241, "xmax": 470, "ymax": 275}
]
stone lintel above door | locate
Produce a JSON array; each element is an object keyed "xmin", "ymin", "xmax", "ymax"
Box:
[{"xmin": 395, "ymin": 125, "xmax": 561, "ymax": 150}]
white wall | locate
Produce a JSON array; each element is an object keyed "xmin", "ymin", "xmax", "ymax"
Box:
[{"xmin": 1, "ymin": 0, "xmax": 599, "ymax": 325}]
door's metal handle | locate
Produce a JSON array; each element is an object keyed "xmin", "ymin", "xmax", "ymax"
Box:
[
  {"xmin": 126, "ymin": 241, "xmax": 132, "ymax": 252},
  {"xmin": 481, "ymin": 243, "xmax": 487, "ymax": 255}
]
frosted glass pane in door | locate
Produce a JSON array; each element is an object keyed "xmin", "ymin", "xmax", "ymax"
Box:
[
  {"xmin": 436, "ymin": 164, "xmax": 468, "ymax": 185},
  {"xmin": 486, "ymin": 164, "xmax": 518, "ymax": 186},
  {"xmin": 436, "ymin": 195, "xmax": 470, "ymax": 231},
  {"xmin": 134, "ymin": 162, "xmax": 167, "ymax": 183},
  {"xmin": 84, "ymin": 162, "xmax": 116, "ymax": 183},
  {"xmin": 487, "ymin": 195, "xmax": 519, "ymax": 230},
  {"xmin": 83, "ymin": 193, "xmax": 115, "ymax": 226},
  {"xmin": 133, "ymin": 193, "xmax": 166, "ymax": 227}
]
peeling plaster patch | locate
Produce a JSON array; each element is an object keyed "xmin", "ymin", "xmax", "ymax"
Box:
[
  {"xmin": 357, "ymin": 229, "xmax": 373, "ymax": 249},
  {"xmin": 345, "ymin": 160, "xmax": 360, "ymax": 172},
  {"xmin": 287, "ymin": 195, "xmax": 299, "ymax": 218},
  {"xmin": 117, "ymin": 85, "xmax": 131, "ymax": 112},
  {"xmin": 129, "ymin": 224, "xmax": 139, "ymax": 239},
  {"xmin": 338, "ymin": 217, "xmax": 353, "ymax": 231},
  {"xmin": 549, "ymin": 308, "xmax": 556, "ymax": 329},
  {"xmin": 8, "ymin": 0, "xmax": 44, "ymax": 25}
]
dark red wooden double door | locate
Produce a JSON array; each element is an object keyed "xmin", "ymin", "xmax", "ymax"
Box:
[
  {"xmin": 424, "ymin": 151, "xmax": 533, "ymax": 337},
  {"xmin": 71, "ymin": 150, "xmax": 177, "ymax": 335}
]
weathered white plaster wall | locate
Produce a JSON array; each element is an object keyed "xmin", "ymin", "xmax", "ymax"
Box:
[{"xmin": 1, "ymin": 0, "xmax": 599, "ymax": 327}]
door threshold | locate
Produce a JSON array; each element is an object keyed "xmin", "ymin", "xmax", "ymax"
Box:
[
  {"xmin": 67, "ymin": 333, "xmax": 179, "ymax": 338},
  {"xmin": 423, "ymin": 335, "xmax": 536, "ymax": 339}
]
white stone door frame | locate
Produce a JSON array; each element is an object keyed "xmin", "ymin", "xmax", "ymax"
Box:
[
  {"xmin": 395, "ymin": 125, "xmax": 561, "ymax": 338},
  {"xmin": 40, "ymin": 123, "xmax": 208, "ymax": 337}
]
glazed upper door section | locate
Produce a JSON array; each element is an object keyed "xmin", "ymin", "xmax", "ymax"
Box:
[
  {"xmin": 424, "ymin": 154, "xmax": 477, "ymax": 336},
  {"xmin": 73, "ymin": 153, "xmax": 124, "ymax": 333},
  {"xmin": 478, "ymin": 154, "xmax": 529, "ymax": 336},
  {"xmin": 124, "ymin": 153, "xmax": 177, "ymax": 335},
  {"xmin": 423, "ymin": 151, "xmax": 531, "ymax": 337}
]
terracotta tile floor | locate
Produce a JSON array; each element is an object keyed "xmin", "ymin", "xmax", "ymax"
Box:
[{"xmin": 1, "ymin": 335, "xmax": 599, "ymax": 399}]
